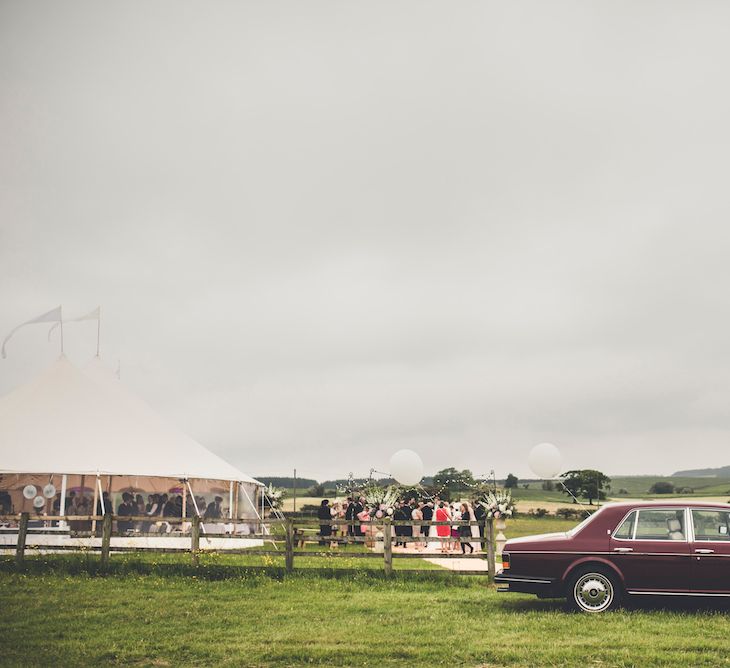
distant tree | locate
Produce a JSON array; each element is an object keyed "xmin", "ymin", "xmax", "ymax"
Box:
[
  {"xmin": 649, "ymin": 481, "xmax": 675, "ymax": 494},
  {"xmin": 522, "ymin": 483, "xmax": 530, "ymax": 489},
  {"xmin": 617, "ymin": 488, "xmax": 629, "ymax": 495},
  {"xmin": 257, "ymin": 477, "xmax": 317, "ymax": 489},
  {"xmin": 307, "ymin": 483, "xmax": 326, "ymax": 496},
  {"xmin": 541, "ymin": 480, "xmax": 555, "ymax": 492},
  {"xmin": 560, "ymin": 470, "xmax": 611, "ymax": 505},
  {"xmin": 433, "ymin": 468, "xmax": 475, "ymax": 500},
  {"xmin": 504, "ymin": 473, "xmax": 519, "ymax": 489},
  {"xmin": 561, "ymin": 472, "xmax": 583, "ymax": 504}
]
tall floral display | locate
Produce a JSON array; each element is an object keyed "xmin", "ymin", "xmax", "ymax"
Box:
[
  {"xmin": 264, "ymin": 483, "xmax": 285, "ymax": 513},
  {"xmin": 479, "ymin": 490, "xmax": 515, "ymax": 555}
]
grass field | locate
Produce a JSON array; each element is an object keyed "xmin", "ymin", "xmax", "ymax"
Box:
[
  {"xmin": 2, "ymin": 516, "xmax": 729, "ymax": 666},
  {"xmin": 2, "ymin": 567, "xmax": 730, "ymax": 667}
]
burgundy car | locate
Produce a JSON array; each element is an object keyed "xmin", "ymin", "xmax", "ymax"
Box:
[{"xmin": 495, "ymin": 501, "xmax": 730, "ymax": 613}]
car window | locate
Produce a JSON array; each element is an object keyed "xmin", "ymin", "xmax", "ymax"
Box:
[
  {"xmin": 613, "ymin": 511, "xmax": 636, "ymax": 539},
  {"xmin": 634, "ymin": 509, "xmax": 686, "ymax": 541},
  {"xmin": 692, "ymin": 510, "xmax": 730, "ymax": 542}
]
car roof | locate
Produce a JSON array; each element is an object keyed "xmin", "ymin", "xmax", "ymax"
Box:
[{"xmin": 602, "ymin": 500, "xmax": 730, "ymax": 510}]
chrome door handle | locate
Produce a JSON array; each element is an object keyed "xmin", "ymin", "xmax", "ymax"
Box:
[
  {"xmin": 695, "ymin": 549, "xmax": 714, "ymax": 554},
  {"xmin": 613, "ymin": 547, "xmax": 633, "ymax": 553}
]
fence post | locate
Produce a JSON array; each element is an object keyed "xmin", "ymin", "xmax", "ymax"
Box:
[
  {"xmin": 15, "ymin": 512, "xmax": 29, "ymax": 567},
  {"xmin": 383, "ymin": 518, "xmax": 393, "ymax": 576},
  {"xmin": 191, "ymin": 515, "xmax": 200, "ymax": 566},
  {"xmin": 486, "ymin": 518, "xmax": 496, "ymax": 581},
  {"xmin": 100, "ymin": 513, "xmax": 112, "ymax": 571},
  {"xmin": 285, "ymin": 518, "xmax": 294, "ymax": 573}
]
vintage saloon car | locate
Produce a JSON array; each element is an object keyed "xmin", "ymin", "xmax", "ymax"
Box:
[{"xmin": 495, "ymin": 501, "xmax": 730, "ymax": 613}]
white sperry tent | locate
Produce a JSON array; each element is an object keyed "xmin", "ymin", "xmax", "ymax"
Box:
[{"xmin": 0, "ymin": 355, "xmax": 263, "ymax": 523}]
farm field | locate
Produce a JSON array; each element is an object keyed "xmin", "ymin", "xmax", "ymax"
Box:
[
  {"xmin": 2, "ymin": 567, "xmax": 730, "ymax": 667},
  {"xmin": 277, "ymin": 476, "xmax": 730, "ymax": 516}
]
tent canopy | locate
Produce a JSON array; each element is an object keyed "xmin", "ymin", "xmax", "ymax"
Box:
[{"xmin": 0, "ymin": 356, "xmax": 261, "ymax": 485}]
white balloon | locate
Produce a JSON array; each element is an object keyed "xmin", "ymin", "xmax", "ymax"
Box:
[
  {"xmin": 528, "ymin": 442, "xmax": 563, "ymax": 479},
  {"xmin": 43, "ymin": 483, "xmax": 57, "ymax": 498},
  {"xmin": 389, "ymin": 449, "xmax": 424, "ymax": 486},
  {"xmin": 23, "ymin": 485, "xmax": 37, "ymax": 500},
  {"xmin": 33, "ymin": 495, "xmax": 45, "ymax": 508}
]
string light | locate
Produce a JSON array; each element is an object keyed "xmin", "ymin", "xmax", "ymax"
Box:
[{"xmin": 335, "ymin": 471, "xmax": 497, "ymax": 500}]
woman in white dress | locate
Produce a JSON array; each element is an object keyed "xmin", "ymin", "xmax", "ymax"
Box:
[{"xmin": 411, "ymin": 502, "xmax": 424, "ymax": 550}]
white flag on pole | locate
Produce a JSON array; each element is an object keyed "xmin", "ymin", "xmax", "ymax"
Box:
[
  {"xmin": 47, "ymin": 306, "xmax": 100, "ymax": 340},
  {"xmin": 1, "ymin": 306, "xmax": 63, "ymax": 359}
]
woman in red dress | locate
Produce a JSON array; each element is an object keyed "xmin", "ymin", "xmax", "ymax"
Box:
[{"xmin": 434, "ymin": 502, "xmax": 451, "ymax": 554}]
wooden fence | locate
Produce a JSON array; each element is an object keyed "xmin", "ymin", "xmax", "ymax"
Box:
[{"xmin": 0, "ymin": 513, "xmax": 496, "ymax": 579}]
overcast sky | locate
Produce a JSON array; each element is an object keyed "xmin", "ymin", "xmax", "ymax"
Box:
[{"xmin": 2, "ymin": 1, "xmax": 730, "ymax": 481}]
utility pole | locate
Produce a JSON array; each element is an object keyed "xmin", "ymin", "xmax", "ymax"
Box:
[{"xmin": 293, "ymin": 468, "xmax": 297, "ymax": 512}]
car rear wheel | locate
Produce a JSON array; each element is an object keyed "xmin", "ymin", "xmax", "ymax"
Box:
[{"xmin": 566, "ymin": 568, "xmax": 622, "ymax": 613}]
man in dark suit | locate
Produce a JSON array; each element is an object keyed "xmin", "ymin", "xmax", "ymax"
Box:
[
  {"xmin": 394, "ymin": 501, "xmax": 409, "ymax": 547},
  {"xmin": 421, "ymin": 501, "xmax": 434, "ymax": 545},
  {"xmin": 474, "ymin": 501, "xmax": 487, "ymax": 549},
  {"xmin": 117, "ymin": 492, "xmax": 133, "ymax": 533},
  {"xmin": 351, "ymin": 497, "xmax": 364, "ymax": 537},
  {"xmin": 344, "ymin": 497, "xmax": 354, "ymax": 536}
]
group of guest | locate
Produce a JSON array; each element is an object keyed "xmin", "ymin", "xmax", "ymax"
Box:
[
  {"xmin": 116, "ymin": 493, "xmax": 225, "ymax": 533},
  {"xmin": 317, "ymin": 496, "xmax": 486, "ymax": 553}
]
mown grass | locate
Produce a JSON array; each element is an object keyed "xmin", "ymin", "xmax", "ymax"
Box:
[
  {"xmin": 4, "ymin": 515, "xmax": 723, "ymax": 667},
  {"xmin": 1, "ymin": 565, "xmax": 729, "ymax": 667}
]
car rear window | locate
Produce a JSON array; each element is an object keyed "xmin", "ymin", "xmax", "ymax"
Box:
[
  {"xmin": 634, "ymin": 509, "xmax": 686, "ymax": 541},
  {"xmin": 613, "ymin": 511, "xmax": 636, "ymax": 539}
]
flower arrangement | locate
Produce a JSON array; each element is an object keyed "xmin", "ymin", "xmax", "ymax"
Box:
[
  {"xmin": 479, "ymin": 489, "xmax": 515, "ymax": 519},
  {"xmin": 264, "ymin": 483, "xmax": 286, "ymax": 510},
  {"xmin": 361, "ymin": 482, "xmax": 400, "ymax": 515}
]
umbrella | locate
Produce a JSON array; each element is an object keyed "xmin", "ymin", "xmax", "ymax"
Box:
[
  {"xmin": 68, "ymin": 486, "xmax": 94, "ymax": 494},
  {"xmin": 168, "ymin": 486, "xmax": 184, "ymax": 494}
]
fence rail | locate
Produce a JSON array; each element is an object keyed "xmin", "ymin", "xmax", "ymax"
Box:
[{"xmin": 0, "ymin": 513, "xmax": 496, "ymax": 578}]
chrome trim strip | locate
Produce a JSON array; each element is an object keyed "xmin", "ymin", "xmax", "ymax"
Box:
[
  {"xmin": 627, "ymin": 591, "xmax": 730, "ymax": 598},
  {"xmin": 511, "ymin": 550, "xmax": 692, "ymax": 557},
  {"xmin": 494, "ymin": 575, "xmax": 553, "ymax": 584}
]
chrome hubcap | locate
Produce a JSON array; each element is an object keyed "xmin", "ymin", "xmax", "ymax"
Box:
[{"xmin": 574, "ymin": 573, "xmax": 613, "ymax": 612}]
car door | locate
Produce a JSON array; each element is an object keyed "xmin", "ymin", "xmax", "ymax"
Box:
[
  {"xmin": 608, "ymin": 508, "xmax": 692, "ymax": 592},
  {"xmin": 690, "ymin": 508, "xmax": 730, "ymax": 594}
]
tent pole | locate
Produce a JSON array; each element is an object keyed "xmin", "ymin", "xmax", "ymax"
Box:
[
  {"xmin": 229, "ymin": 481, "xmax": 233, "ymax": 520},
  {"xmin": 239, "ymin": 484, "xmax": 261, "ymax": 520},
  {"xmin": 59, "ymin": 474, "xmax": 67, "ymax": 528},
  {"xmin": 239, "ymin": 484, "xmax": 265, "ymax": 539},
  {"xmin": 91, "ymin": 474, "xmax": 99, "ymax": 534},
  {"xmin": 186, "ymin": 480, "xmax": 206, "ymax": 534},
  {"xmin": 182, "ymin": 480, "xmax": 187, "ymax": 523},
  {"xmin": 233, "ymin": 482, "xmax": 239, "ymax": 520},
  {"xmin": 97, "ymin": 477, "xmax": 105, "ymax": 514}
]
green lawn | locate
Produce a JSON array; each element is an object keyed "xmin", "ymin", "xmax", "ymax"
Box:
[
  {"xmin": 2, "ymin": 567, "xmax": 729, "ymax": 667},
  {"xmin": 4, "ymin": 515, "xmax": 725, "ymax": 666}
]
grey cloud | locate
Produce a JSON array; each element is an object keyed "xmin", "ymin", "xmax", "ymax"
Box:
[{"xmin": 2, "ymin": 1, "xmax": 730, "ymax": 479}]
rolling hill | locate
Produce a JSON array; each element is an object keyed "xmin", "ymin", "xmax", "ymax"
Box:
[{"xmin": 672, "ymin": 465, "xmax": 730, "ymax": 477}]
